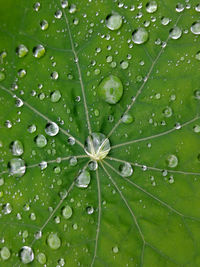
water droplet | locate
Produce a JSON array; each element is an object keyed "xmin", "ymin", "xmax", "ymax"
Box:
[
  {"xmin": 54, "ymin": 166, "xmax": 61, "ymax": 174},
  {"xmin": 106, "ymin": 13, "xmax": 123, "ymax": 30},
  {"xmin": 195, "ymin": 51, "xmax": 200, "ymax": 61},
  {"xmin": 191, "ymin": 21, "xmax": 200, "ymax": 35},
  {"xmin": 10, "ymin": 140, "xmax": 24, "ymax": 156},
  {"xmin": 62, "ymin": 205, "xmax": 72, "ymax": 219},
  {"xmin": 193, "ymin": 124, "xmax": 200, "ymax": 133},
  {"xmin": 35, "ymin": 134, "xmax": 47, "ymax": 148},
  {"xmin": 45, "ymin": 122, "xmax": 59, "ymax": 136},
  {"xmin": 20, "ymin": 246, "xmax": 34, "ymax": 264},
  {"xmin": 9, "ymin": 158, "xmax": 26, "ymax": 177},
  {"xmin": 195, "ymin": 4, "xmax": 200, "ymax": 12},
  {"xmin": 68, "ymin": 136, "xmax": 75, "ymax": 145},
  {"xmin": 0, "ymin": 247, "xmax": 11, "ymax": 260},
  {"xmin": 0, "ymin": 72, "xmax": 5, "ymax": 81},
  {"xmin": 161, "ymin": 17, "xmax": 170, "ymax": 26},
  {"xmin": 84, "ymin": 133, "xmax": 111, "ymax": 161},
  {"xmin": 37, "ymin": 252, "xmax": 46, "ymax": 264},
  {"xmin": 88, "ymin": 160, "xmax": 98, "ymax": 171},
  {"xmin": 28, "ymin": 124, "xmax": 37, "ymax": 133},
  {"xmin": 112, "ymin": 246, "xmax": 119, "ymax": 253},
  {"xmin": 47, "ymin": 233, "xmax": 61, "ymax": 250},
  {"xmin": 33, "ymin": 45, "xmax": 45, "ymax": 58},
  {"xmin": 120, "ymin": 60, "xmax": 129, "ymax": 69},
  {"xmin": 50, "ymin": 90, "xmax": 61, "ymax": 102},
  {"xmin": 55, "ymin": 10, "xmax": 62, "ymax": 19},
  {"xmin": 176, "ymin": 3, "xmax": 184, "ymax": 12},
  {"xmin": 146, "ymin": 1, "xmax": 158, "ymax": 13},
  {"xmin": 33, "ymin": 2, "xmax": 40, "ymax": 11},
  {"xmin": 2, "ymin": 203, "xmax": 12, "ymax": 214},
  {"xmin": 76, "ymin": 170, "xmax": 91, "ymax": 188},
  {"xmin": 119, "ymin": 162, "xmax": 133, "ymax": 177},
  {"xmin": 61, "ymin": 0, "xmax": 68, "ymax": 8},
  {"xmin": 162, "ymin": 106, "xmax": 173, "ymax": 117},
  {"xmin": 51, "ymin": 71, "xmax": 59, "ymax": 80},
  {"xmin": 194, "ymin": 90, "xmax": 200, "ymax": 100},
  {"xmin": 166, "ymin": 154, "xmax": 178, "ymax": 168},
  {"xmin": 69, "ymin": 4, "xmax": 76, "ymax": 13},
  {"xmin": 132, "ymin": 28, "xmax": 149, "ymax": 44},
  {"xmin": 40, "ymin": 20, "xmax": 49, "ymax": 30},
  {"xmin": 122, "ymin": 113, "xmax": 134, "ymax": 124},
  {"xmin": 86, "ymin": 206, "xmax": 94, "ymax": 214},
  {"xmin": 169, "ymin": 26, "xmax": 182, "ymax": 39},
  {"xmin": 69, "ymin": 156, "xmax": 77, "ymax": 166},
  {"xmin": 18, "ymin": 69, "xmax": 26, "ymax": 78},
  {"xmin": 98, "ymin": 75, "xmax": 123, "ymax": 104},
  {"xmin": 16, "ymin": 44, "xmax": 29, "ymax": 58}
]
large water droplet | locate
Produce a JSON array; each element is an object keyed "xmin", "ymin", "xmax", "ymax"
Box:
[
  {"xmin": 166, "ymin": 154, "xmax": 178, "ymax": 168},
  {"xmin": 47, "ymin": 233, "xmax": 61, "ymax": 250},
  {"xmin": 169, "ymin": 26, "xmax": 182, "ymax": 39},
  {"xmin": 33, "ymin": 45, "xmax": 46, "ymax": 58},
  {"xmin": 45, "ymin": 122, "xmax": 59, "ymax": 136},
  {"xmin": 76, "ymin": 170, "xmax": 91, "ymax": 188},
  {"xmin": 106, "ymin": 13, "xmax": 123, "ymax": 30},
  {"xmin": 191, "ymin": 21, "xmax": 200, "ymax": 35},
  {"xmin": 98, "ymin": 75, "xmax": 123, "ymax": 104},
  {"xmin": 84, "ymin": 133, "xmax": 111, "ymax": 161},
  {"xmin": 10, "ymin": 140, "xmax": 24, "ymax": 156},
  {"xmin": 119, "ymin": 162, "xmax": 133, "ymax": 177},
  {"xmin": 132, "ymin": 28, "xmax": 149, "ymax": 44},
  {"xmin": 20, "ymin": 246, "xmax": 34, "ymax": 264},
  {"xmin": 9, "ymin": 158, "xmax": 26, "ymax": 177},
  {"xmin": 146, "ymin": 1, "xmax": 158, "ymax": 13},
  {"xmin": 16, "ymin": 44, "xmax": 29, "ymax": 58}
]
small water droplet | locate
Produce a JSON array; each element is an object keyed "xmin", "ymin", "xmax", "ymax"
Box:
[
  {"xmin": 2, "ymin": 203, "xmax": 12, "ymax": 214},
  {"xmin": 0, "ymin": 247, "xmax": 11, "ymax": 261},
  {"xmin": 161, "ymin": 17, "xmax": 170, "ymax": 26},
  {"xmin": 162, "ymin": 106, "xmax": 173, "ymax": 117},
  {"xmin": 40, "ymin": 20, "xmax": 49, "ymax": 30},
  {"xmin": 146, "ymin": 1, "xmax": 158, "ymax": 13},
  {"xmin": 122, "ymin": 113, "xmax": 134, "ymax": 124},
  {"xmin": 69, "ymin": 4, "xmax": 76, "ymax": 13},
  {"xmin": 68, "ymin": 136, "xmax": 75, "ymax": 145},
  {"xmin": 169, "ymin": 26, "xmax": 182, "ymax": 39},
  {"xmin": 120, "ymin": 60, "xmax": 129, "ymax": 69},
  {"xmin": 193, "ymin": 124, "xmax": 200, "ymax": 133},
  {"xmin": 76, "ymin": 170, "xmax": 91, "ymax": 188},
  {"xmin": 35, "ymin": 134, "xmax": 47, "ymax": 148},
  {"xmin": 28, "ymin": 124, "xmax": 37, "ymax": 133},
  {"xmin": 37, "ymin": 252, "xmax": 46, "ymax": 264},
  {"xmin": 18, "ymin": 69, "xmax": 27, "ymax": 78},
  {"xmin": 10, "ymin": 140, "xmax": 24, "ymax": 156},
  {"xmin": 166, "ymin": 154, "xmax": 178, "ymax": 168},
  {"xmin": 33, "ymin": 2, "xmax": 40, "ymax": 11},
  {"xmin": 51, "ymin": 71, "xmax": 59, "ymax": 80},
  {"xmin": 45, "ymin": 122, "xmax": 59, "ymax": 136},
  {"xmin": 61, "ymin": 0, "xmax": 68, "ymax": 8},
  {"xmin": 119, "ymin": 162, "xmax": 133, "ymax": 177},
  {"xmin": 86, "ymin": 206, "xmax": 94, "ymax": 214},
  {"xmin": 50, "ymin": 90, "xmax": 61, "ymax": 102},
  {"xmin": 88, "ymin": 160, "xmax": 98, "ymax": 171},
  {"xmin": 9, "ymin": 158, "xmax": 26, "ymax": 177},
  {"xmin": 69, "ymin": 156, "xmax": 77, "ymax": 166},
  {"xmin": 112, "ymin": 246, "xmax": 119, "ymax": 253},
  {"xmin": 191, "ymin": 21, "xmax": 200, "ymax": 35},
  {"xmin": 33, "ymin": 45, "xmax": 45, "ymax": 58},
  {"xmin": 55, "ymin": 10, "xmax": 62, "ymax": 19},
  {"xmin": 62, "ymin": 205, "xmax": 72, "ymax": 219},
  {"xmin": 16, "ymin": 44, "xmax": 29, "ymax": 58}
]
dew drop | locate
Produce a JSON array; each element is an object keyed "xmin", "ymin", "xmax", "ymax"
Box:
[
  {"xmin": 120, "ymin": 60, "xmax": 129, "ymax": 69},
  {"xmin": 146, "ymin": 1, "xmax": 158, "ymax": 13},
  {"xmin": 0, "ymin": 247, "xmax": 10, "ymax": 261},
  {"xmin": 10, "ymin": 140, "xmax": 24, "ymax": 156},
  {"xmin": 161, "ymin": 17, "xmax": 170, "ymax": 26},
  {"xmin": 61, "ymin": 0, "xmax": 68, "ymax": 8},
  {"xmin": 16, "ymin": 44, "xmax": 29, "ymax": 58},
  {"xmin": 132, "ymin": 28, "xmax": 149, "ymax": 44},
  {"xmin": 45, "ymin": 122, "xmax": 59, "ymax": 136},
  {"xmin": 62, "ymin": 205, "xmax": 72, "ymax": 219},
  {"xmin": 69, "ymin": 156, "xmax": 77, "ymax": 166},
  {"xmin": 33, "ymin": 45, "xmax": 45, "ymax": 58},
  {"xmin": 162, "ymin": 106, "xmax": 173, "ymax": 117},
  {"xmin": 122, "ymin": 113, "xmax": 134, "ymax": 124},
  {"xmin": 176, "ymin": 3, "xmax": 184, "ymax": 12},
  {"xmin": 40, "ymin": 20, "xmax": 49, "ymax": 30},
  {"xmin": 76, "ymin": 170, "xmax": 91, "ymax": 188},
  {"xmin": 37, "ymin": 252, "xmax": 46, "ymax": 264},
  {"xmin": 191, "ymin": 21, "xmax": 200, "ymax": 35},
  {"xmin": 2, "ymin": 203, "xmax": 12, "ymax": 214},
  {"xmin": 33, "ymin": 2, "xmax": 40, "ymax": 11},
  {"xmin": 47, "ymin": 233, "xmax": 61, "ymax": 250},
  {"xmin": 195, "ymin": 4, "xmax": 200, "ymax": 12},
  {"xmin": 98, "ymin": 75, "xmax": 123, "ymax": 104},
  {"xmin": 20, "ymin": 246, "xmax": 34, "ymax": 264},
  {"xmin": 51, "ymin": 71, "xmax": 59, "ymax": 80},
  {"xmin": 119, "ymin": 162, "xmax": 133, "ymax": 177},
  {"xmin": 88, "ymin": 160, "xmax": 98, "ymax": 171},
  {"xmin": 169, "ymin": 26, "xmax": 182, "ymax": 39},
  {"xmin": 106, "ymin": 13, "xmax": 123, "ymax": 31},
  {"xmin": 69, "ymin": 4, "xmax": 76, "ymax": 13},
  {"xmin": 194, "ymin": 90, "xmax": 200, "ymax": 100},
  {"xmin": 68, "ymin": 136, "xmax": 75, "ymax": 145},
  {"xmin": 35, "ymin": 134, "xmax": 47, "ymax": 148},
  {"xmin": 9, "ymin": 158, "xmax": 26, "ymax": 177},
  {"xmin": 51, "ymin": 90, "xmax": 61, "ymax": 102},
  {"xmin": 55, "ymin": 10, "xmax": 62, "ymax": 19},
  {"xmin": 86, "ymin": 206, "xmax": 94, "ymax": 214},
  {"xmin": 112, "ymin": 246, "xmax": 119, "ymax": 253},
  {"xmin": 0, "ymin": 72, "xmax": 5, "ymax": 81},
  {"xmin": 18, "ymin": 69, "xmax": 26, "ymax": 78},
  {"xmin": 193, "ymin": 124, "xmax": 200, "ymax": 133},
  {"xmin": 166, "ymin": 154, "xmax": 178, "ymax": 168},
  {"xmin": 28, "ymin": 124, "xmax": 37, "ymax": 133}
]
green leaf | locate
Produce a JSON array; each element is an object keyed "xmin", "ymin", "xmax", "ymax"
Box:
[{"xmin": 0, "ymin": 0, "xmax": 200, "ymax": 266}]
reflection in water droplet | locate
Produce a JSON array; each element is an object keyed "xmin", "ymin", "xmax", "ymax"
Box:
[
  {"xmin": 20, "ymin": 246, "xmax": 34, "ymax": 264},
  {"xmin": 76, "ymin": 170, "xmax": 91, "ymax": 188},
  {"xmin": 47, "ymin": 233, "xmax": 61, "ymax": 250},
  {"xmin": 146, "ymin": 1, "xmax": 157, "ymax": 13},
  {"xmin": 98, "ymin": 75, "xmax": 123, "ymax": 104},
  {"xmin": 33, "ymin": 45, "xmax": 46, "ymax": 58},
  {"xmin": 45, "ymin": 122, "xmax": 59, "ymax": 136},
  {"xmin": 9, "ymin": 158, "xmax": 26, "ymax": 177},
  {"xmin": 119, "ymin": 162, "xmax": 133, "ymax": 177},
  {"xmin": 166, "ymin": 154, "xmax": 178, "ymax": 168},
  {"xmin": 191, "ymin": 21, "xmax": 200, "ymax": 35},
  {"xmin": 132, "ymin": 28, "xmax": 149, "ymax": 44},
  {"xmin": 169, "ymin": 26, "xmax": 182, "ymax": 39},
  {"xmin": 16, "ymin": 44, "xmax": 29, "ymax": 58},
  {"xmin": 106, "ymin": 13, "xmax": 123, "ymax": 30}
]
